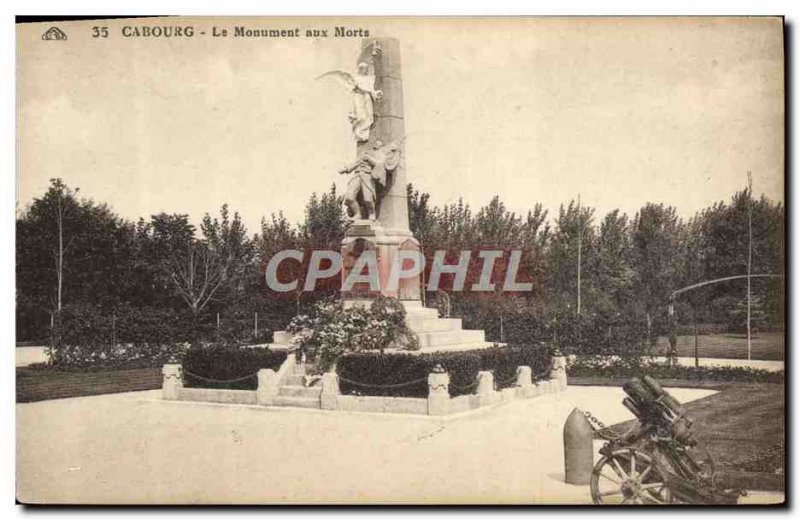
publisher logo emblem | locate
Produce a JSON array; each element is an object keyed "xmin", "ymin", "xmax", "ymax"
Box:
[{"xmin": 41, "ymin": 27, "xmax": 67, "ymax": 41}]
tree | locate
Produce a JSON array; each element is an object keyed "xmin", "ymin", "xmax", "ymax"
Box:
[
  {"xmin": 300, "ymin": 185, "xmax": 349, "ymax": 249},
  {"xmin": 593, "ymin": 210, "xmax": 635, "ymax": 315},
  {"xmin": 150, "ymin": 206, "xmax": 254, "ymax": 320},
  {"xmin": 546, "ymin": 200, "xmax": 596, "ymax": 314},
  {"xmin": 687, "ymin": 190, "xmax": 784, "ymax": 329},
  {"xmin": 631, "ymin": 203, "xmax": 683, "ymax": 344},
  {"xmin": 16, "ymin": 179, "xmax": 139, "ymax": 339},
  {"xmin": 18, "ymin": 179, "xmax": 81, "ymax": 313}
]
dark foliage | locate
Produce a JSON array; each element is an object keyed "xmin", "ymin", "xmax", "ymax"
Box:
[
  {"xmin": 181, "ymin": 345, "xmax": 287, "ymax": 390},
  {"xmin": 50, "ymin": 303, "xmax": 190, "ymax": 369},
  {"xmin": 567, "ymin": 357, "xmax": 783, "ymax": 383},
  {"xmin": 336, "ymin": 345, "xmax": 552, "ymax": 398},
  {"xmin": 476, "ymin": 344, "xmax": 553, "ymax": 389}
]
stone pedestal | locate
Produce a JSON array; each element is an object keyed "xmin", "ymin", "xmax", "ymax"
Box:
[
  {"xmin": 515, "ymin": 366, "xmax": 535, "ymax": 398},
  {"xmin": 320, "ymin": 372, "xmax": 340, "ymax": 411},
  {"xmin": 256, "ymin": 368, "xmax": 279, "ymax": 406},
  {"xmin": 427, "ymin": 370, "xmax": 450, "ymax": 416},
  {"xmin": 476, "ymin": 371, "xmax": 496, "ymax": 407},
  {"xmin": 162, "ymin": 364, "xmax": 183, "ymax": 401},
  {"xmin": 341, "ymin": 221, "xmax": 421, "ymax": 302},
  {"xmin": 550, "ymin": 355, "xmax": 568, "ymax": 390}
]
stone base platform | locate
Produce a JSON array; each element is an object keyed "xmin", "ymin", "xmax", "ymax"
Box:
[
  {"xmin": 270, "ymin": 300, "xmax": 496, "ymax": 353},
  {"xmin": 161, "ymin": 354, "xmax": 568, "ymax": 417}
]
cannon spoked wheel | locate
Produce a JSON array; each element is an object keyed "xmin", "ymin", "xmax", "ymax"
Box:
[{"xmin": 590, "ymin": 448, "xmax": 673, "ymax": 505}]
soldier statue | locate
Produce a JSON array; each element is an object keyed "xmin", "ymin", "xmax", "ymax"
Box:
[{"xmin": 338, "ymin": 139, "xmax": 401, "ymax": 221}]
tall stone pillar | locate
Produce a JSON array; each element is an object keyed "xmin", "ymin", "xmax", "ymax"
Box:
[
  {"xmin": 356, "ymin": 38, "xmax": 410, "ymax": 235},
  {"xmin": 342, "ymin": 38, "xmax": 421, "ymax": 304}
]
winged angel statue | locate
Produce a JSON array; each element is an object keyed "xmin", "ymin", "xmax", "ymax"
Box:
[{"xmin": 317, "ymin": 62, "xmax": 383, "ymax": 142}]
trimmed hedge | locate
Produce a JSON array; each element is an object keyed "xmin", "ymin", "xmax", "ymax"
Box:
[
  {"xmin": 477, "ymin": 345, "xmax": 553, "ymax": 389},
  {"xmin": 182, "ymin": 346, "xmax": 287, "ymax": 390},
  {"xmin": 567, "ymin": 357, "xmax": 783, "ymax": 384},
  {"xmin": 336, "ymin": 344, "xmax": 552, "ymax": 398}
]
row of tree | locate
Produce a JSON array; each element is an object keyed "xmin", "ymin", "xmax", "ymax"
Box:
[
  {"xmin": 407, "ymin": 185, "xmax": 784, "ymax": 342},
  {"xmin": 16, "ymin": 178, "xmax": 784, "ymax": 349}
]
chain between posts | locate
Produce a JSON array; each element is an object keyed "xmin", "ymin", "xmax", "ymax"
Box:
[
  {"xmin": 448, "ymin": 380, "xmax": 480, "ymax": 392},
  {"xmin": 583, "ymin": 410, "xmax": 638, "ymax": 441},
  {"xmin": 337, "ymin": 375, "xmax": 428, "ymax": 389},
  {"xmin": 182, "ymin": 369, "xmax": 259, "ymax": 384}
]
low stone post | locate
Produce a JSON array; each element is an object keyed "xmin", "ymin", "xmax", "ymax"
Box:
[
  {"xmin": 564, "ymin": 408, "xmax": 594, "ymax": 485},
  {"xmin": 537, "ymin": 379, "xmax": 552, "ymax": 394},
  {"xmin": 476, "ymin": 371, "xmax": 495, "ymax": 407},
  {"xmin": 257, "ymin": 368, "xmax": 279, "ymax": 406},
  {"xmin": 515, "ymin": 365, "xmax": 535, "ymax": 398},
  {"xmin": 550, "ymin": 353, "xmax": 568, "ymax": 391},
  {"xmin": 320, "ymin": 372, "xmax": 340, "ymax": 411},
  {"xmin": 427, "ymin": 365, "xmax": 450, "ymax": 416},
  {"xmin": 162, "ymin": 364, "xmax": 183, "ymax": 400}
]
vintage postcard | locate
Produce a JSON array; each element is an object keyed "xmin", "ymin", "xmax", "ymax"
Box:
[{"xmin": 15, "ymin": 16, "xmax": 785, "ymax": 505}]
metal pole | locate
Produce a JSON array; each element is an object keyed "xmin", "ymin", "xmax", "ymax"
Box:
[
  {"xmin": 746, "ymin": 172, "xmax": 753, "ymax": 361},
  {"xmin": 553, "ymin": 317, "xmax": 558, "ymax": 348},
  {"xmin": 254, "ymin": 312, "xmax": 258, "ymax": 339},
  {"xmin": 576, "ymin": 194, "xmax": 582, "ymax": 317},
  {"xmin": 694, "ymin": 321, "xmax": 699, "ymax": 368},
  {"xmin": 668, "ymin": 297, "xmax": 677, "ymax": 367}
]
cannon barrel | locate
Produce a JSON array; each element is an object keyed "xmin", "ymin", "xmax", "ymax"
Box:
[
  {"xmin": 622, "ymin": 396, "xmax": 642, "ymax": 420},
  {"xmin": 623, "ymin": 376, "xmax": 696, "ymax": 446}
]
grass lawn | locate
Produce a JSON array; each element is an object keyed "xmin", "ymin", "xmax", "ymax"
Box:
[
  {"xmin": 654, "ymin": 332, "xmax": 784, "ymax": 360},
  {"xmin": 16, "ymin": 367, "xmax": 162, "ymax": 403},
  {"xmin": 607, "ymin": 382, "xmax": 785, "ymax": 490}
]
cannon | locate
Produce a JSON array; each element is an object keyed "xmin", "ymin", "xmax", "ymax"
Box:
[{"xmin": 589, "ymin": 376, "xmax": 744, "ymax": 505}]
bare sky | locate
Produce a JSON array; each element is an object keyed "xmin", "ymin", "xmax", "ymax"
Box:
[{"xmin": 17, "ymin": 17, "xmax": 784, "ymax": 234}]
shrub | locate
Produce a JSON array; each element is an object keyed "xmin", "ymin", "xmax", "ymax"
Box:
[
  {"xmin": 287, "ymin": 297, "xmax": 419, "ymax": 372},
  {"xmin": 477, "ymin": 344, "xmax": 553, "ymax": 389},
  {"xmin": 336, "ymin": 344, "xmax": 553, "ymax": 397},
  {"xmin": 567, "ymin": 356, "xmax": 783, "ymax": 384},
  {"xmin": 337, "ymin": 351, "xmax": 481, "ymax": 398},
  {"xmin": 182, "ymin": 345, "xmax": 287, "ymax": 390}
]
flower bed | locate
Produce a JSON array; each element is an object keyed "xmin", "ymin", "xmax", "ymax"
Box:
[
  {"xmin": 567, "ymin": 356, "xmax": 783, "ymax": 384},
  {"xmin": 286, "ymin": 297, "xmax": 419, "ymax": 372}
]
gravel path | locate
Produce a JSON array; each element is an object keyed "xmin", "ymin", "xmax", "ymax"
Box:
[{"xmin": 21, "ymin": 385, "xmax": 772, "ymax": 505}]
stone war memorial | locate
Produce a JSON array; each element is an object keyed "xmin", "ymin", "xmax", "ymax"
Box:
[
  {"xmin": 162, "ymin": 37, "xmax": 568, "ymax": 415},
  {"xmin": 16, "ymin": 17, "xmax": 785, "ymax": 505},
  {"xmin": 276, "ymin": 38, "xmax": 497, "ymax": 351}
]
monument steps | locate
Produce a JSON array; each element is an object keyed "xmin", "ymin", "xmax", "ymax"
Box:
[
  {"xmin": 414, "ymin": 329, "xmax": 486, "ymax": 348},
  {"xmin": 413, "ymin": 341, "xmax": 498, "ymax": 353},
  {"xmin": 403, "ymin": 308, "xmax": 440, "ymax": 320},
  {"xmin": 272, "ymin": 395, "xmax": 321, "ymax": 409},
  {"xmin": 270, "ymin": 363, "xmax": 323, "ymax": 409},
  {"xmin": 278, "ymin": 385, "xmax": 322, "ymax": 399},
  {"xmin": 405, "ymin": 317, "xmax": 462, "ymax": 333},
  {"xmin": 271, "ymin": 315, "xmax": 491, "ymax": 352},
  {"xmin": 282, "ymin": 373, "xmax": 308, "ymax": 386}
]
